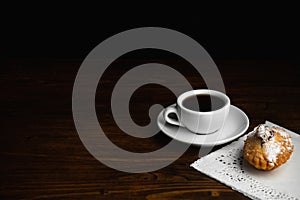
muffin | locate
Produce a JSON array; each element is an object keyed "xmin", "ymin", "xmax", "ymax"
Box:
[{"xmin": 243, "ymin": 124, "xmax": 294, "ymax": 170}]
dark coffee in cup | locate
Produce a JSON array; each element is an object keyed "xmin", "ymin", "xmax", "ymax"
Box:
[
  {"xmin": 182, "ymin": 94, "xmax": 225, "ymax": 112},
  {"xmin": 164, "ymin": 89, "xmax": 230, "ymax": 134}
]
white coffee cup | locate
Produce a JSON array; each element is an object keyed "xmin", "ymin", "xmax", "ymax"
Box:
[{"xmin": 164, "ymin": 89, "xmax": 230, "ymax": 134}]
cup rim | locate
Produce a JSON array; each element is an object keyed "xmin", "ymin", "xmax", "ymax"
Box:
[{"xmin": 177, "ymin": 89, "xmax": 230, "ymax": 114}]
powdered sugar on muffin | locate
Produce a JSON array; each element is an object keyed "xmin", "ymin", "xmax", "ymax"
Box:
[
  {"xmin": 243, "ymin": 124, "xmax": 294, "ymax": 170},
  {"xmin": 255, "ymin": 124, "xmax": 274, "ymax": 143}
]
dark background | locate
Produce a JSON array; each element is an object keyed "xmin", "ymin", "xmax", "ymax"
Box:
[{"xmin": 1, "ymin": 5, "xmax": 299, "ymax": 61}]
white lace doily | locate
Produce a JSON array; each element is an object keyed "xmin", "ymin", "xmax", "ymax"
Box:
[{"xmin": 191, "ymin": 121, "xmax": 300, "ymax": 200}]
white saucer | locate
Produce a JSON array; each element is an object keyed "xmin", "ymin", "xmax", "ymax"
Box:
[{"xmin": 157, "ymin": 104, "xmax": 249, "ymax": 146}]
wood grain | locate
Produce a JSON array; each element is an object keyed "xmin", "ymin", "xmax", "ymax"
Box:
[{"xmin": 1, "ymin": 58, "xmax": 299, "ymax": 199}]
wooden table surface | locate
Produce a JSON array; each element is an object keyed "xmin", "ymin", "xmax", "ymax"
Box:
[{"xmin": 1, "ymin": 58, "xmax": 300, "ymax": 199}]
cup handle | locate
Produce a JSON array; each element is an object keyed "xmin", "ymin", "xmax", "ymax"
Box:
[{"xmin": 164, "ymin": 105, "xmax": 182, "ymax": 126}]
